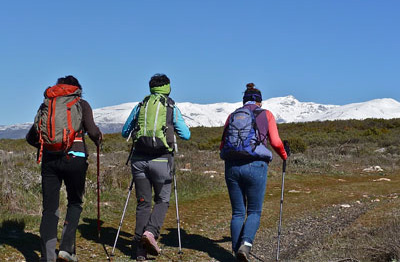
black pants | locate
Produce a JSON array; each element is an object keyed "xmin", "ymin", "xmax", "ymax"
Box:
[{"xmin": 40, "ymin": 153, "xmax": 88, "ymax": 262}]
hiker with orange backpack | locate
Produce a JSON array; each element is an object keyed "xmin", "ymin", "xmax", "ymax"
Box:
[
  {"xmin": 26, "ymin": 75, "xmax": 102, "ymax": 262},
  {"xmin": 220, "ymin": 83, "xmax": 288, "ymax": 262}
]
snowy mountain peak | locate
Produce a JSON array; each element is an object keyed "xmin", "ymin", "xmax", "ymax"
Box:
[
  {"xmin": 1, "ymin": 96, "xmax": 400, "ymax": 139},
  {"xmin": 92, "ymin": 95, "xmax": 400, "ymax": 130},
  {"xmin": 304, "ymin": 98, "xmax": 400, "ymax": 122}
]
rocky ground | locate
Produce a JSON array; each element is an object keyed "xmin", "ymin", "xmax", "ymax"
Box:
[{"xmin": 252, "ymin": 201, "xmax": 378, "ymax": 262}]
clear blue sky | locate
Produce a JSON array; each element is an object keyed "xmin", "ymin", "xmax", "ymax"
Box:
[{"xmin": 1, "ymin": 1, "xmax": 399, "ymax": 125}]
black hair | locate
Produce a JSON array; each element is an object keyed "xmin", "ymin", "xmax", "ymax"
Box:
[
  {"xmin": 149, "ymin": 73, "xmax": 170, "ymax": 88},
  {"xmin": 57, "ymin": 75, "xmax": 82, "ymax": 89},
  {"xmin": 243, "ymin": 83, "xmax": 262, "ymax": 103}
]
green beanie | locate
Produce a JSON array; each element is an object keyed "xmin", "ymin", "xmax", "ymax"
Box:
[{"xmin": 150, "ymin": 84, "xmax": 171, "ymax": 95}]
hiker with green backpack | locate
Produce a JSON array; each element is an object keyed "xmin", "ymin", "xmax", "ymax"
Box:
[
  {"xmin": 26, "ymin": 75, "xmax": 102, "ymax": 262},
  {"xmin": 121, "ymin": 73, "xmax": 190, "ymax": 261}
]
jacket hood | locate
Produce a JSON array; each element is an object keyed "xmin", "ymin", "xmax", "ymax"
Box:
[{"xmin": 45, "ymin": 84, "xmax": 82, "ymax": 98}]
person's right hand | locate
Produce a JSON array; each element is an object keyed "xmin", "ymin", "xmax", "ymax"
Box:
[
  {"xmin": 283, "ymin": 140, "xmax": 291, "ymax": 157},
  {"xmin": 96, "ymin": 132, "xmax": 103, "ymax": 147}
]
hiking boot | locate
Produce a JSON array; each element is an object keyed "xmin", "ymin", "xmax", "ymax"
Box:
[
  {"xmin": 141, "ymin": 231, "xmax": 161, "ymax": 256},
  {"xmin": 58, "ymin": 250, "xmax": 78, "ymax": 262},
  {"xmin": 236, "ymin": 244, "xmax": 251, "ymax": 262},
  {"xmin": 136, "ymin": 255, "xmax": 147, "ymax": 261},
  {"xmin": 136, "ymin": 242, "xmax": 147, "ymax": 261}
]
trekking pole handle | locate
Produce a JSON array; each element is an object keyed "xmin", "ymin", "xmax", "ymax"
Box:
[
  {"xmin": 174, "ymin": 134, "xmax": 178, "ymax": 153},
  {"xmin": 283, "ymin": 159, "xmax": 286, "ymax": 173},
  {"xmin": 283, "ymin": 139, "xmax": 290, "ymax": 173}
]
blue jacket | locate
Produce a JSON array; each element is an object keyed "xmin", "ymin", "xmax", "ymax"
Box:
[{"xmin": 122, "ymin": 103, "xmax": 191, "ymax": 141}]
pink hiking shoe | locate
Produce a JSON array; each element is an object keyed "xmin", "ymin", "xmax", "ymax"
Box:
[{"xmin": 141, "ymin": 231, "xmax": 161, "ymax": 256}]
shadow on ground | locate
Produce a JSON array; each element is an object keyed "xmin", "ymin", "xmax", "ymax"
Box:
[
  {"xmin": 160, "ymin": 228, "xmax": 235, "ymax": 262},
  {"xmin": 0, "ymin": 219, "xmax": 41, "ymax": 262},
  {"xmin": 78, "ymin": 217, "xmax": 134, "ymax": 258}
]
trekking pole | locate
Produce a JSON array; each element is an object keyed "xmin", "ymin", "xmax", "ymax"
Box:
[
  {"xmin": 276, "ymin": 160, "xmax": 286, "ymax": 261},
  {"xmin": 97, "ymin": 145, "xmax": 101, "ymax": 239},
  {"xmin": 173, "ymin": 170, "xmax": 183, "ymax": 254},
  {"xmin": 110, "ymin": 177, "xmax": 135, "ymax": 258},
  {"xmin": 276, "ymin": 141, "xmax": 290, "ymax": 261},
  {"xmin": 173, "ymin": 135, "xmax": 183, "ymax": 254}
]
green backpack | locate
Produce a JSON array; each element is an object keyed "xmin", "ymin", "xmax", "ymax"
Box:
[{"xmin": 134, "ymin": 93, "xmax": 175, "ymax": 154}]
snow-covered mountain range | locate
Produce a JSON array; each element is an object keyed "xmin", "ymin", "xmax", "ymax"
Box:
[{"xmin": 2, "ymin": 96, "xmax": 400, "ymax": 139}]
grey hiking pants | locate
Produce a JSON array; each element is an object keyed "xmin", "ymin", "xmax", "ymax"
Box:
[
  {"xmin": 131, "ymin": 154, "xmax": 173, "ymax": 242},
  {"xmin": 39, "ymin": 153, "xmax": 88, "ymax": 262}
]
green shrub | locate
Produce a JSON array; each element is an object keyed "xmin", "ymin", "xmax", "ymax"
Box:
[
  {"xmin": 287, "ymin": 137, "xmax": 307, "ymax": 153},
  {"xmin": 198, "ymin": 137, "xmax": 221, "ymax": 150}
]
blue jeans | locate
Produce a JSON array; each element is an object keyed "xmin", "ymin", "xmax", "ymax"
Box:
[{"xmin": 225, "ymin": 160, "xmax": 268, "ymax": 252}]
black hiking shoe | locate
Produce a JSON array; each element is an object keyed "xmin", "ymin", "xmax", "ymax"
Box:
[
  {"xmin": 136, "ymin": 241, "xmax": 147, "ymax": 261},
  {"xmin": 236, "ymin": 244, "xmax": 251, "ymax": 262}
]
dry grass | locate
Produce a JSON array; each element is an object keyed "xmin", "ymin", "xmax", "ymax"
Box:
[{"xmin": 1, "ymin": 119, "xmax": 400, "ymax": 261}]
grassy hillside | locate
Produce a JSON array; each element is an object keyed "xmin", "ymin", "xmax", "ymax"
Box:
[{"xmin": 1, "ymin": 119, "xmax": 400, "ymax": 261}]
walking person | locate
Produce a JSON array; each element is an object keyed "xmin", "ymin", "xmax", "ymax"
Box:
[
  {"xmin": 26, "ymin": 75, "xmax": 102, "ymax": 262},
  {"xmin": 122, "ymin": 73, "xmax": 190, "ymax": 261},
  {"xmin": 220, "ymin": 83, "xmax": 288, "ymax": 262}
]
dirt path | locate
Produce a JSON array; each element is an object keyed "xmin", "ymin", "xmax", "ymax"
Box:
[
  {"xmin": 0, "ymin": 200, "xmax": 381, "ymax": 262},
  {"xmin": 1, "ymin": 173, "xmax": 398, "ymax": 262},
  {"xmin": 251, "ymin": 201, "xmax": 377, "ymax": 262}
]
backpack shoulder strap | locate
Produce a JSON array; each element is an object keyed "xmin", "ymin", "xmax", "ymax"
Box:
[
  {"xmin": 252, "ymin": 107, "xmax": 265, "ymax": 118},
  {"xmin": 167, "ymin": 97, "xmax": 175, "ymax": 107},
  {"xmin": 246, "ymin": 107, "xmax": 263, "ymax": 142},
  {"xmin": 142, "ymin": 95, "xmax": 151, "ymax": 104},
  {"xmin": 252, "ymin": 108, "xmax": 268, "ymax": 143}
]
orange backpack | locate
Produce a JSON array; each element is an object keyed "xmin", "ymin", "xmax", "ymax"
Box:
[{"xmin": 34, "ymin": 84, "xmax": 82, "ymax": 163}]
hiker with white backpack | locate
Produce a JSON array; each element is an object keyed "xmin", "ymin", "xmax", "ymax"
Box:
[
  {"xmin": 26, "ymin": 75, "xmax": 102, "ymax": 262},
  {"xmin": 220, "ymin": 83, "xmax": 288, "ymax": 262},
  {"xmin": 121, "ymin": 73, "xmax": 190, "ymax": 261}
]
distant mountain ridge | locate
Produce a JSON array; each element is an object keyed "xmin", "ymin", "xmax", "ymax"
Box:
[{"xmin": 2, "ymin": 96, "xmax": 400, "ymax": 139}]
